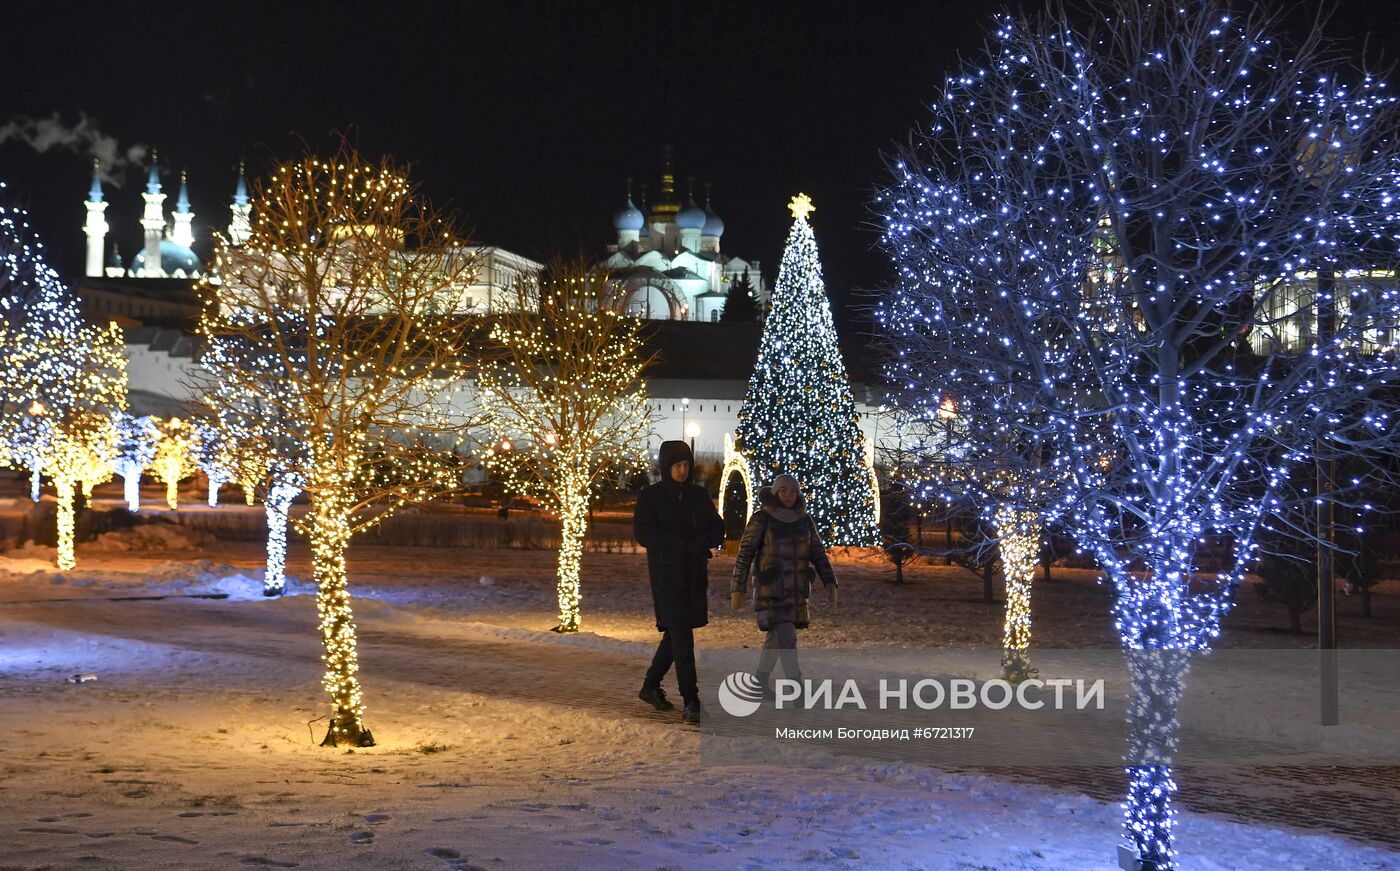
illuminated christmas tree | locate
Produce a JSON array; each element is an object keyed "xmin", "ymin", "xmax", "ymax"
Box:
[{"xmin": 734, "ymin": 194, "xmax": 878, "ymax": 546}]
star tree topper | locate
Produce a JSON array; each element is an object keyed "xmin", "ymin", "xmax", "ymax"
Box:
[{"xmin": 788, "ymin": 192, "xmax": 815, "ymax": 221}]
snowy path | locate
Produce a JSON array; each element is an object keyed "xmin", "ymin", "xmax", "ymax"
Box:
[{"xmin": 2, "ymin": 592, "xmax": 1397, "ymax": 870}]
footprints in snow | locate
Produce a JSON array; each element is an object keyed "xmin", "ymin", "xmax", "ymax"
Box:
[
  {"xmin": 350, "ymin": 812, "xmax": 479, "ymax": 869},
  {"xmin": 423, "ymin": 846, "xmax": 488, "ymax": 870},
  {"xmin": 19, "ymin": 823, "xmax": 200, "ymax": 845},
  {"xmin": 347, "ymin": 809, "xmax": 392, "ymax": 845}
]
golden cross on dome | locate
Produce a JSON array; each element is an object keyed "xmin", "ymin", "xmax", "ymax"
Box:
[{"xmin": 788, "ymin": 192, "xmax": 815, "ymax": 221}]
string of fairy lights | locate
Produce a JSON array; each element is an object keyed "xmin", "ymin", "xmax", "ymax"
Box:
[{"xmin": 876, "ymin": 3, "xmax": 1400, "ymax": 868}]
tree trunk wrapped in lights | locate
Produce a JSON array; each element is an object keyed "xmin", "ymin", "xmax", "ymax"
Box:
[
  {"xmin": 194, "ymin": 141, "xmax": 486, "ymax": 746},
  {"xmin": 307, "ymin": 464, "xmax": 366, "ymax": 745},
  {"xmin": 262, "ymin": 477, "xmax": 300, "ymax": 596},
  {"xmin": 993, "ymin": 506, "xmax": 1041, "ymax": 683},
  {"xmin": 877, "ymin": 3, "xmax": 1400, "ymax": 867},
  {"xmin": 477, "ymin": 258, "xmax": 654, "ymax": 634}
]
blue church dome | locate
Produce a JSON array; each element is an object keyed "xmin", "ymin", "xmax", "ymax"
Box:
[
  {"xmin": 702, "ymin": 202, "xmax": 725, "ymax": 237},
  {"xmin": 613, "ymin": 197, "xmax": 645, "ymax": 232},
  {"xmin": 130, "ymin": 239, "xmax": 202, "ymax": 275},
  {"xmin": 676, "ymin": 197, "xmax": 706, "ymax": 230}
]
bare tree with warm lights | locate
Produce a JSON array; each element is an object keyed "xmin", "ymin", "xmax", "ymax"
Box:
[
  {"xmin": 194, "ymin": 142, "xmax": 485, "ymax": 747},
  {"xmin": 476, "ymin": 259, "xmax": 654, "ymax": 633}
]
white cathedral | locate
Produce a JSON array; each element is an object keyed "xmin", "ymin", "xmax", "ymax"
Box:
[{"xmin": 602, "ymin": 146, "xmax": 768, "ymax": 321}]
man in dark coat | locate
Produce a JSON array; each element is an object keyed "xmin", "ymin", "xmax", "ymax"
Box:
[{"xmin": 633, "ymin": 439, "xmax": 724, "ymax": 723}]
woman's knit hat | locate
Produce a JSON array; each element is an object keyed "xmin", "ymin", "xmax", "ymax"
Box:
[{"xmin": 771, "ymin": 473, "xmax": 801, "ymax": 494}]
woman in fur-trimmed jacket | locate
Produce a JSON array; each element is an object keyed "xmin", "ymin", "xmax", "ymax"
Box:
[{"xmin": 730, "ymin": 474, "xmax": 838, "ymax": 689}]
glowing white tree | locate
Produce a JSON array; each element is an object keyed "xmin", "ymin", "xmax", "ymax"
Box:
[
  {"xmin": 194, "ymin": 423, "xmax": 239, "ymax": 507},
  {"xmin": 197, "ymin": 308, "xmax": 309, "ymax": 597},
  {"xmin": 113, "ymin": 413, "xmax": 159, "ymax": 511},
  {"xmin": 477, "ymin": 259, "xmax": 653, "ymax": 633},
  {"xmin": 0, "ymin": 184, "xmax": 91, "ymax": 497},
  {"xmin": 877, "ymin": 4, "xmax": 1400, "ymax": 868}
]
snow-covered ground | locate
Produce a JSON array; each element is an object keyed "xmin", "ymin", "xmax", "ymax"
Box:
[{"xmin": 1, "ymin": 527, "xmax": 1398, "ymax": 870}]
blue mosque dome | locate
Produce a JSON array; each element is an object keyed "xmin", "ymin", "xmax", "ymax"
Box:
[
  {"xmin": 130, "ymin": 239, "xmax": 201, "ymax": 275},
  {"xmin": 613, "ymin": 196, "xmax": 644, "ymax": 232},
  {"xmin": 676, "ymin": 197, "xmax": 706, "ymax": 230}
]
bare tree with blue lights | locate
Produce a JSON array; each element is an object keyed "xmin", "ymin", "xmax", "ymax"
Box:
[{"xmin": 877, "ymin": 3, "xmax": 1400, "ymax": 868}]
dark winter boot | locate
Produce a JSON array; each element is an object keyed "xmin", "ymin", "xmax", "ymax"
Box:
[
  {"xmin": 639, "ymin": 684, "xmax": 675, "ymax": 711},
  {"xmin": 756, "ymin": 671, "xmax": 777, "ymax": 702},
  {"xmin": 682, "ymin": 698, "xmax": 705, "ymax": 724}
]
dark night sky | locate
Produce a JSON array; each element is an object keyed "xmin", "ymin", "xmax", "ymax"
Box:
[{"xmin": 4, "ymin": 0, "xmax": 1398, "ymax": 336}]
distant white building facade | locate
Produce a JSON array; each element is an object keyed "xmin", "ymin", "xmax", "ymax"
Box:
[
  {"xmin": 77, "ymin": 152, "xmax": 896, "ymax": 491},
  {"xmin": 81, "ymin": 156, "xmax": 544, "ymax": 308}
]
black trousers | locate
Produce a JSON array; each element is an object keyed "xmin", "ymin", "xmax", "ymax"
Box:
[{"xmin": 644, "ymin": 625, "xmax": 698, "ymax": 702}]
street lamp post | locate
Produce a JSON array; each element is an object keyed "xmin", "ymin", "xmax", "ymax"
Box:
[
  {"xmin": 685, "ymin": 421, "xmax": 699, "ymax": 454},
  {"xmin": 681, "ymin": 397, "xmax": 690, "ymax": 441}
]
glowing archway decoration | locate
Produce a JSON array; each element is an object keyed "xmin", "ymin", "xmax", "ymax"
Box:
[{"xmin": 720, "ymin": 433, "xmax": 757, "ymax": 522}]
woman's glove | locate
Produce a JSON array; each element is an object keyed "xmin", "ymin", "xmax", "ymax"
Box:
[
  {"xmin": 827, "ymin": 585, "xmax": 838, "ymax": 607},
  {"xmin": 731, "ymin": 591, "xmax": 745, "ymax": 611}
]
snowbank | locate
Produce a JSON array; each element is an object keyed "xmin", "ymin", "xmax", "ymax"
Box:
[{"xmin": 87, "ymin": 523, "xmax": 209, "ymax": 552}]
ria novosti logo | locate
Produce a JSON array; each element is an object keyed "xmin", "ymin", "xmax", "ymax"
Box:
[
  {"xmin": 715, "ymin": 671, "xmax": 1107, "ymax": 718},
  {"xmin": 717, "ymin": 672, "xmax": 765, "ymax": 717}
]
